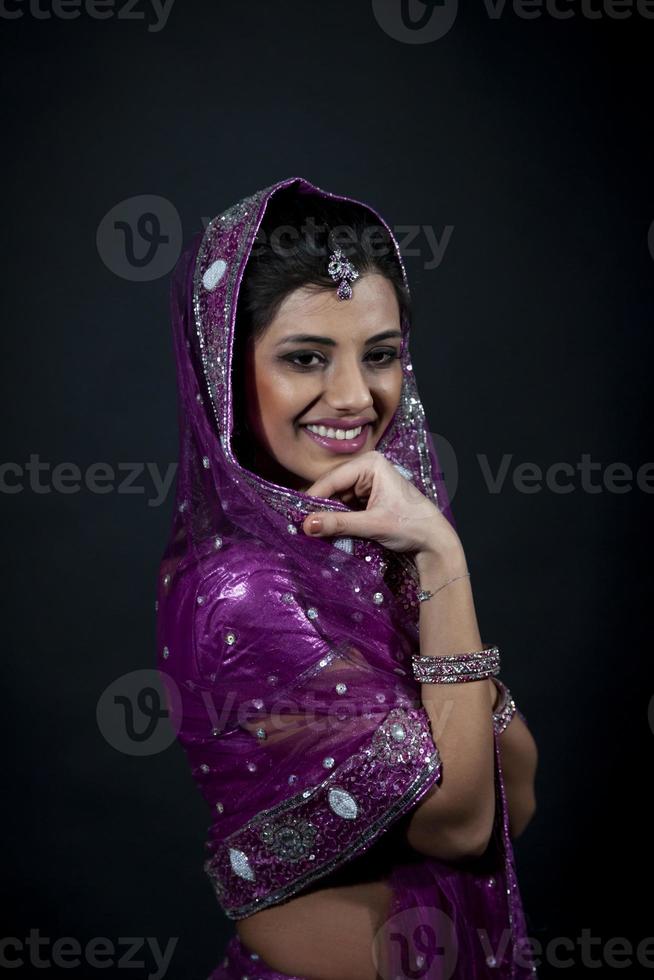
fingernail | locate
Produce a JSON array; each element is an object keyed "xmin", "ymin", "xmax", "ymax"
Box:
[{"xmin": 307, "ymin": 517, "xmax": 322, "ymax": 534}]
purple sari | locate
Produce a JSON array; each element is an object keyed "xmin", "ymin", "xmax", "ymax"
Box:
[{"xmin": 155, "ymin": 176, "xmax": 537, "ymax": 979}]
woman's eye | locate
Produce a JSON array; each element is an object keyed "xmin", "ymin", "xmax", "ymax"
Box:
[
  {"xmin": 286, "ymin": 351, "xmax": 325, "ymax": 368},
  {"xmin": 283, "ymin": 348, "xmax": 399, "ymax": 370},
  {"xmin": 367, "ymin": 348, "xmax": 399, "ymax": 365}
]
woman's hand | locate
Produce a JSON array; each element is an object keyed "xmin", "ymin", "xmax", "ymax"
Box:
[{"xmin": 302, "ymin": 450, "xmax": 461, "ymax": 559}]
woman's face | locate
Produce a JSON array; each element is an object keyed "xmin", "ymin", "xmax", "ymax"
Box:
[{"xmin": 242, "ymin": 273, "xmax": 403, "ymax": 493}]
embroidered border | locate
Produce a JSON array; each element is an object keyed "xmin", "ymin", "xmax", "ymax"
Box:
[{"xmin": 203, "ymin": 706, "xmax": 441, "ymax": 919}]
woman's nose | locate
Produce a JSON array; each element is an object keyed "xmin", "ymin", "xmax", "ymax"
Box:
[{"xmin": 325, "ymin": 357, "xmax": 374, "ymax": 412}]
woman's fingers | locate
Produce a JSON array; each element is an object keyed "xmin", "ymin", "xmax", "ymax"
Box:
[
  {"xmin": 303, "ymin": 460, "xmax": 359, "ymax": 501},
  {"xmin": 302, "ymin": 508, "xmax": 385, "ymax": 539},
  {"xmin": 303, "ymin": 452, "xmax": 380, "ymax": 501}
]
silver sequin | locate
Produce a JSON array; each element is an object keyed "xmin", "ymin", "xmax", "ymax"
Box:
[
  {"xmin": 197, "ymin": 595, "xmax": 205, "ymax": 605},
  {"xmin": 202, "ymin": 456, "xmax": 210, "ymax": 469},
  {"xmin": 306, "ymin": 607, "xmax": 318, "ymax": 620},
  {"xmin": 369, "ymin": 707, "xmax": 428, "ymax": 766},
  {"xmin": 225, "ymin": 630, "xmax": 237, "ymax": 645},
  {"xmin": 214, "ymin": 536, "xmax": 223, "ymax": 549},
  {"xmin": 322, "ymin": 756, "xmax": 335, "ymax": 769},
  {"xmin": 162, "ymin": 646, "xmax": 169, "ymax": 659},
  {"xmin": 373, "ymin": 592, "xmax": 384, "ymax": 604},
  {"xmin": 328, "ymin": 787, "xmax": 358, "ymax": 820},
  {"xmin": 256, "ymin": 728, "xmax": 267, "ymax": 740},
  {"xmin": 229, "ymin": 848, "xmax": 255, "ymax": 881},
  {"xmin": 286, "ymin": 523, "xmax": 298, "ymax": 534},
  {"xmin": 335, "ymin": 682, "xmax": 347, "ymax": 694},
  {"xmin": 202, "ymin": 258, "xmax": 227, "ymax": 291}
]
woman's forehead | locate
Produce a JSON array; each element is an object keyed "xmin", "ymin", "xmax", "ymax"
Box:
[{"xmin": 256, "ymin": 275, "xmax": 401, "ymax": 345}]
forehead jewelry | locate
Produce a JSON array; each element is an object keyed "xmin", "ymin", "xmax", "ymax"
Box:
[{"xmin": 327, "ymin": 246, "xmax": 360, "ymax": 301}]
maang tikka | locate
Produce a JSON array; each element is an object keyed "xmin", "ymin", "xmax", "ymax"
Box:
[{"xmin": 328, "ymin": 245, "xmax": 360, "ymax": 301}]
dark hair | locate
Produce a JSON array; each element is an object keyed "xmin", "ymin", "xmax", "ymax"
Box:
[
  {"xmin": 235, "ymin": 187, "xmax": 411, "ymax": 344},
  {"xmin": 231, "ymin": 188, "xmax": 410, "ymax": 468}
]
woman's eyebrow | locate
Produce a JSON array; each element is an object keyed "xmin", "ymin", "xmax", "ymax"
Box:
[{"xmin": 275, "ymin": 329, "xmax": 402, "ymax": 348}]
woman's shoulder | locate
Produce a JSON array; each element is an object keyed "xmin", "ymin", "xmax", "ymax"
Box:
[{"xmin": 174, "ymin": 536, "xmax": 300, "ymax": 616}]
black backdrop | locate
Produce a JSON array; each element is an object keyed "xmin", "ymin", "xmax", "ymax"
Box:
[{"xmin": 3, "ymin": 1, "xmax": 653, "ymax": 978}]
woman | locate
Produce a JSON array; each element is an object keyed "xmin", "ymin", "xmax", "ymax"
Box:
[{"xmin": 156, "ymin": 176, "xmax": 539, "ymax": 980}]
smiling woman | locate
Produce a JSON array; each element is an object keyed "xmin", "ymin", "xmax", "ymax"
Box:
[
  {"xmin": 231, "ymin": 189, "xmax": 409, "ymax": 492},
  {"xmin": 156, "ymin": 176, "xmax": 538, "ymax": 980}
]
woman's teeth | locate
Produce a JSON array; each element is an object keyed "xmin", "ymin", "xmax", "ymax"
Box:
[{"xmin": 305, "ymin": 424, "xmax": 364, "ymax": 440}]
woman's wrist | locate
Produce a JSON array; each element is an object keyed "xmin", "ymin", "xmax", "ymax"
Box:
[{"xmin": 414, "ymin": 532, "xmax": 468, "ymax": 584}]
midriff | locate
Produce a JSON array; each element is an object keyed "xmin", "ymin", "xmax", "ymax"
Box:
[{"xmin": 235, "ymin": 812, "xmax": 418, "ymax": 980}]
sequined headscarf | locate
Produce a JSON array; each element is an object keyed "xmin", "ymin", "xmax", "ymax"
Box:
[{"xmin": 156, "ymin": 176, "xmax": 536, "ymax": 979}]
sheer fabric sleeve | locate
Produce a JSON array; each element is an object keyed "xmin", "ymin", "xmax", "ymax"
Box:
[{"xmin": 183, "ymin": 559, "xmax": 443, "ymax": 920}]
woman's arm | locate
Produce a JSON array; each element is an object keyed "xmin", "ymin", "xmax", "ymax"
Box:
[
  {"xmin": 405, "ymin": 539, "xmax": 538, "ymax": 859},
  {"xmin": 405, "ymin": 540, "xmax": 498, "ymax": 861}
]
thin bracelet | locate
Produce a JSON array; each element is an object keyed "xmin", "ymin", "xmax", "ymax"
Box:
[{"xmin": 417, "ymin": 570, "xmax": 470, "ymax": 603}]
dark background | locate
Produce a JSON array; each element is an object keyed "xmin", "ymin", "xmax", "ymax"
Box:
[{"xmin": 3, "ymin": 1, "xmax": 652, "ymax": 977}]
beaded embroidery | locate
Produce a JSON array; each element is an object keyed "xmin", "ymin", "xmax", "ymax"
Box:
[{"xmin": 203, "ymin": 705, "xmax": 440, "ymax": 919}]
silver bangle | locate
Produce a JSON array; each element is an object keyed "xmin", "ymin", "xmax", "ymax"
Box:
[
  {"xmin": 411, "ymin": 645, "xmax": 500, "ymax": 684},
  {"xmin": 418, "ymin": 571, "xmax": 470, "ymax": 603},
  {"xmin": 491, "ymin": 677, "xmax": 518, "ymax": 735}
]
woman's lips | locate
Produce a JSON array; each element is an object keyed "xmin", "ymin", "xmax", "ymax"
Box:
[{"xmin": 301, "ymin": 423, "xmax": 371, "ymax": 454}]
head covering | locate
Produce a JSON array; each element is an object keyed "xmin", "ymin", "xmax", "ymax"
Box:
[{"xmin": 156, "ymin": 176, "xmax": 536, "ymax": 979}]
